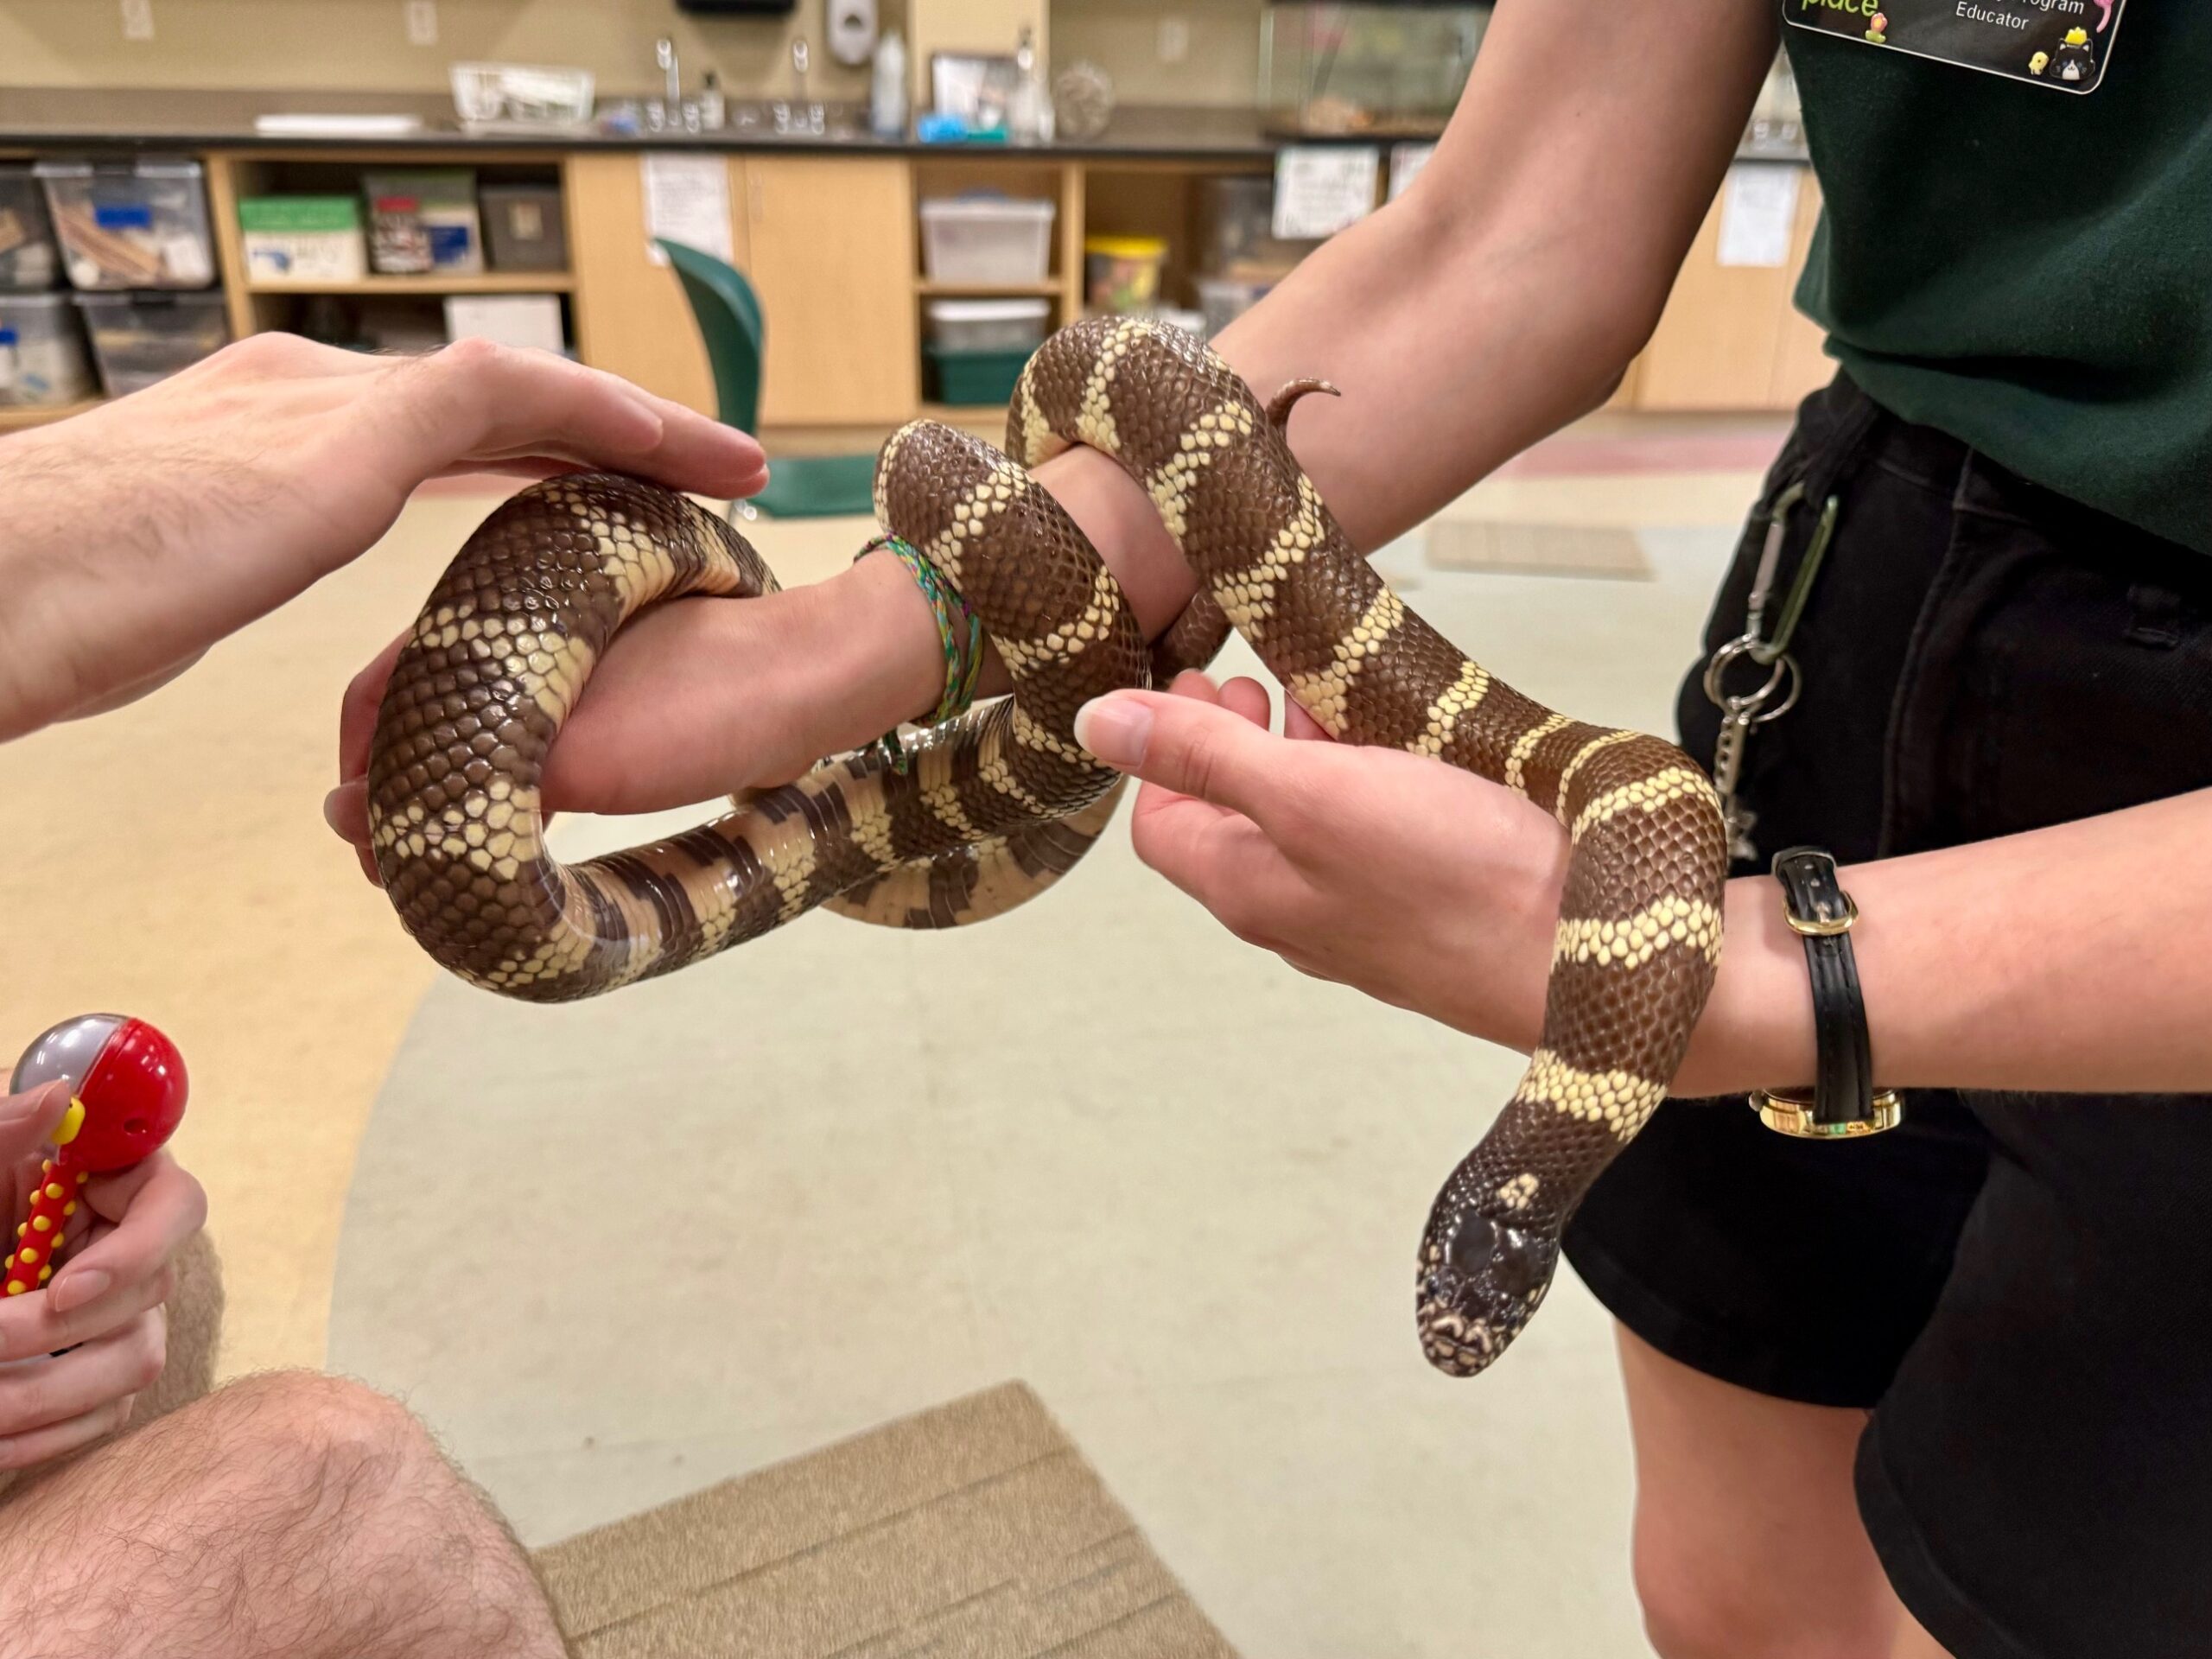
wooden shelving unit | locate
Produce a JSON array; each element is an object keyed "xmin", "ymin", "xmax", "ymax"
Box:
[
  {"xmin": 919, "ymin": 402, "xmax": 1009, "ymax": 423},
  {"xmin": 0, "ymin": 399, "xmax": 102, "ymax": 432},
  {"xmin": 913, "ymin": 278, "xmax": 1059, "ymax": 298},
  {"xmin": 2, "ymin": 139, "xmax": 1828, "ymax": 450},
  {"xmin": 245, "ymin": 271, "xmax": 574, "ymax": 296}
]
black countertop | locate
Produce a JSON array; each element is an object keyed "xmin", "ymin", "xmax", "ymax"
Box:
[
  {"xmin": 2, "ymin": 87, "xmax": 1325, "ymax": 161},
  {"xmin": 1, "ymin": 87, "xmax": 1812, "ymax": 165}
]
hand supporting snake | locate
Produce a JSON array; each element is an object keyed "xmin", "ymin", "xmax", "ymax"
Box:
[{"xmin": 367, "ymin": 317, "xmax": 1728, "ymax": 1376}]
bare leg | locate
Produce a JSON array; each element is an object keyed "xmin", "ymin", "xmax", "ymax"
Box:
[
  {"xmin": 0, "ymin": 1370, "xmax": 567, "ymax": 1659},
  {"xmin": 1618, "ymin": 1325, "xmax": 1908, "ymax": 1659},
  {"xmin": 0, "ymin": 1230, "xmax": 226, "ymax": 1509},
  {"xmin": 1891, "ymin": 1614, "xmax": 1955, "ymax": 1658},
  {"xmin": 125, "ymin": 1228, "xmax": 224, "ymax": 1432}
]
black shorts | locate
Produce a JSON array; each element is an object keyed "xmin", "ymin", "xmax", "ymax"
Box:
[{"xmin": 1561, "ymin": 374, "xmax": 2212, "ymax": 1659}]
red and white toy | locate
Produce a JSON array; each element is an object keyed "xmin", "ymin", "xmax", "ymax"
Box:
[{"xmin": 3, "ymin": 1014, "xmax": 188, "ymax": 1297}]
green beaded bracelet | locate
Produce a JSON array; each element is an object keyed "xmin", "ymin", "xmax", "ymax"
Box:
[{"xmin": 855, "ymin": 534, "xmax": 984, "ymax": 772}]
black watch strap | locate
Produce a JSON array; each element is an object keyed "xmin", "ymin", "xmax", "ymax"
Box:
[{"xmin": 1751, "ymin": 846, "xmax": 1901, "ymax": 1139}]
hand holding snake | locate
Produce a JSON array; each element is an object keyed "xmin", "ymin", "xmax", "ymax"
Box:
[{"xmin": 365, "ymin": 319, "xmax": 1728, "ymax": 1376}]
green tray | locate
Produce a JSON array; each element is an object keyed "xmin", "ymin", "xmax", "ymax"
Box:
[{"xmin": 925, "ymin": 345, "xmax": 1030, "ymax": 407}]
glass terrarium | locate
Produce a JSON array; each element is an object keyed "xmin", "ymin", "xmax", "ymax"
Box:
[{"xmin": 1259, "ymin": 1, "xmax": 1489, "ymax": 138}]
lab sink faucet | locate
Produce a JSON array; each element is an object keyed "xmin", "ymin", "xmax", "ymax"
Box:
[
  {"xmin": 773, "ymin": 39, "xmax": 825, "ymax": 135},
  {"xmin": 657, "ymin": 36, "xmax": 682, "ymax": 107}
]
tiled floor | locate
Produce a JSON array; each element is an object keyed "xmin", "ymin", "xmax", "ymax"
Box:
[{"xmin": 8, "ymin": 428, "xmax": 1777, "ymax": 1657}]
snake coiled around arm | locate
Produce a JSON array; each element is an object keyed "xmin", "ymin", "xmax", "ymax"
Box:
[{"xmin": 368, "ymin": 318, "xmax": 1729, "ymax": 1376}]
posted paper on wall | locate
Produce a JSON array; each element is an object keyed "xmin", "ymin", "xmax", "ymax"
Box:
[
  {"xmin": 1716, "ymin": 164, "xmax": 1801, "ymax": 268},
  {"xmin": 1274, "ymin": 146, "xmax": 1381, "ymax": 239},
  {"xmin": 641, "ymin": 152, "xmax": 732, "ymax": 268}
]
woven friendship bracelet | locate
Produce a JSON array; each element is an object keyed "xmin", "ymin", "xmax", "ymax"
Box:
[{"xmin": 855, "ymin": 534, "xmax": 985, "ymax": 772}]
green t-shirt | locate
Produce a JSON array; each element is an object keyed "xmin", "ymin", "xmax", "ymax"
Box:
[{"xmin": 1786, "ymin": 8, "xmax": 2210, "ymax": 551}]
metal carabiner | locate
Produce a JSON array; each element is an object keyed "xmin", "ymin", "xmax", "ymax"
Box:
[{"xmin": 1702, "ymin": 634, "xmax": 1802, "ymax": 726}]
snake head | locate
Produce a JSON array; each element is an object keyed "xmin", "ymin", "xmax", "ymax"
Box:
[{"xmin": 1414, "ymin": 1205, "xmax": 1559, "ymax": 1378}]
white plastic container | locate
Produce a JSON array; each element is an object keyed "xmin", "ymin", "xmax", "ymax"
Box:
[
  {"xmin": 0, "ymin": 292, "xmax": 95, "ymax": 405},
  {"xmin": 871, "ymin": 30, "xmax": 909, "ymax": 140},
  {"xmin": 35, "ymin": 158, "xmax": 215, "ymax": 290},
  {"xmin": 239, "ymin": 196, "xmax": 368, "ymax": 284},
  {"xmin": 925, "ymin": 296, "xmax": 1050, "ymax": 353},
  {"xmin": 450, "ymin": 62, "xmax": 594, "ymax": 129},
  {"xmin": 919, "ymin": 196, "xmax": 1055, "ymax": 285},
  {"xmin": 444, "ymin": 294, "xmax": 567, "ymax": 356}
]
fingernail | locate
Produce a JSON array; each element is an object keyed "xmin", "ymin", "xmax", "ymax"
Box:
[
  {"xmin": 321, "ymin": 786, "xmax": 349, "ymax": 835},
  {"xmin": 1072, "ymin": 696, "xmax": 1151, "ymax": 768},
  {"xmin": 48, "ymin": 1269, "xmax": 109, "ymax": 1313}
]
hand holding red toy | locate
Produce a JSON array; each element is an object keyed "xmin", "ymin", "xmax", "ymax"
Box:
[{"xmin": 4, "ymin": 1015, "xmax": 188, "ymax": 1298}]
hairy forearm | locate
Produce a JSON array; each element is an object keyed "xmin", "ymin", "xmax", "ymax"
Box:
[{"xmin": 1678, "ymin": 790, "xmax": 2212, "ymax": 1097}]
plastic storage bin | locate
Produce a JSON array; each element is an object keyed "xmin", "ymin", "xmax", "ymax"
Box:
[
  {"xmin": 35, "ymin": 159, "xmax": 215, "ymax": 289},
  {"xmin": 918, "ymin": 196, "xmax": 1055, "ymax": 285},
  {"xmin": 0, "ymin": 292, "xmax": 96, "ymax": 405},
  {"xmin": 1084, "ymin": 236, "xmax": 1167, "ymax": 314},
  {"xmin": 925, "ymin": 296, "xmax": 1049, "ymax": 353},
  {"xmin": 363, "ymin": 169, "xmax": 483, "ymax": 276},
  {"xmin": 444, "ymin": 294, "xmax": 566, "ymax": 354},
  {"xmin": 1197, "ymin": 274, "xmax": 1275, "ymax": 340},
  {"xmin": 74, "ymin": 291, "xmax": 230, "ymax": 396},
  {"xmin": 1198, "ymin": 174, "xmax": 1314, "ymax": 275},
  {"xmin": 0, "ymin": 168, "xmax": 62, "ymax": 289},
  {"xmin": 480, "ymin": 183, "xmax": 568, "ymax": 272},
  {"xmin": 925, "ymin": 346, "xmax": 1030, "ymax": 406},
  {"xmin": 239, "ymin": 197, "xmax": 367, "ymax": 283}
]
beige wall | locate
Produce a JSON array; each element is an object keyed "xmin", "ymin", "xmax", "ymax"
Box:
[
  {"xmin": 0, "ymin": 0, "xmax": 874, "ymax": 99},
  {"xmin": 0, "ymin": 0, "xmax": 1263, "ymax": 108}
]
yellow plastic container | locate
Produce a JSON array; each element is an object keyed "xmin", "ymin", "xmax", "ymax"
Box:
[{"xmin": 1084, "ymin": 235, "xmax": 1168, "ymax": 315}]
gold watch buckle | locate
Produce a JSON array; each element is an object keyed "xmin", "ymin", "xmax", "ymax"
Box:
[
  {"xmin": 1784, "ymin": 891, "xmax": 1859, "ymax": 937},
  {"xmin": 1751, "ymin": 1085, "xmax": 1903, "ymax": 1138}
]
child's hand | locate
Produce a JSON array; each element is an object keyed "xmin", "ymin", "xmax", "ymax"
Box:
[{"xmin": 0, "ymin": 1082, "xmax": 207, "ymax": 1471}]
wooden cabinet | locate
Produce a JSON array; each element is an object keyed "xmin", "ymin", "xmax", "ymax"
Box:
[
  {"xmin": 566, "ymin": 153, "xmax": 918, "ymax": 430},
  {"xmin": 566, "ymin": 151, "xmax": 744, "ymax": 418},
  {"xmin": 742, "ymin": 157, "xmax": 918, "ymax": 428},
  {"xmin": 1630, "ymin": 165, "xmax": 1828, "ymax": 413}
]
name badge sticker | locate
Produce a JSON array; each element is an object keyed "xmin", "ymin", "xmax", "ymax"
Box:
[{"xmin": 1786, "ymin": 0, "xmax": 2125, "ymax": 92}]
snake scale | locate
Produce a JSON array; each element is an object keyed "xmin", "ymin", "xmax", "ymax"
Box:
[{"xmin": 369, "ymin": 317, "xmax": 1728, "ymax": 1376}]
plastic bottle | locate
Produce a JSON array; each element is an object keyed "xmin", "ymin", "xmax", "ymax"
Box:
[
  {"xmin": 1008, "ymin": 26, "xmax": 1051, "ymax": 145},
  {"xmin": 871, "ymin": 29, "xmax": 909, "ymax": 140},
  {"xmin": 700, "ymin": 70, "xmax": 727, "ymax": 131}
]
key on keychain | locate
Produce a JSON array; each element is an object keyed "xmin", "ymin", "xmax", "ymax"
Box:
[
  {"xmin": 1703, "ymin": 647, "xmax": 1794, "ymax": 861},
  {"xmin": 1712, "ymin": 705, "xmax": 1758, "ymax": 859}
]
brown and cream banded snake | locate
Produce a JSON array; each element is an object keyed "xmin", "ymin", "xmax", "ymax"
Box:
[{"xmin": 368, "ymin": 317, "xmax": 1729, "ymax": 1376}]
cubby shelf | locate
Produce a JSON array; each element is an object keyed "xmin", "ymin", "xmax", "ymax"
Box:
[
  {"xmin": 245, "ymin": 271, "xmax": 574, "ymax": 296},
  {"xmin": 0, "ymin": 399, "xmax": 102, "ymax": 431}
]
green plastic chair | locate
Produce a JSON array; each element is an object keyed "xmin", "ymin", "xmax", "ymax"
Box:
[{"xmin": 655, "ymin": 237, "xmax": 878, "ymax": 520}]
